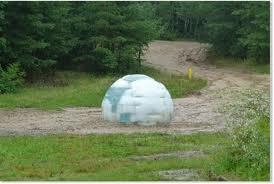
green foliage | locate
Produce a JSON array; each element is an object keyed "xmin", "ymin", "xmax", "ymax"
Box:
[
  {"xmin": 0, "ymin": 2, "xmax": 7, "ymax": 66},
  {"xmin": 0, "ymin": 63, "xmax": 24, "ymax": 94},
  {"xmin": 209, "ymin": 89, "xmax": 270, "ymax": 181},
  {"xmin": 69, "ymin": 2, "xmax": 158, "ymax": 74},
  {"xmin": 93, "ymin": 47, "xmax": 118, "ymax": 71},
  {"xmin": 231, "ymin": 117, "xmax": 269, "ymax": 180},
  {"xmin": 210, "ymin": 117, "xmax": 270, "ymax": 181},
  {"xmin": 0, "ymin": 1, "xmax": 269, "ymax": 84},
  {"xmin": 154, "ymin": 2, "xmax": 270, "ymax": 63},
  {"xmin": 0, "ymin": 2, "xmax": 158, "ymax": 80},
  {"xmin": 234, "ymin": 2, "xmax": 270, "ymax": 63},
  {"xmin": 1, "ymin": 2, "xmax": 76, "ymax": 81},
  {"xmin": 205, "ymin": 1, "xmax": 269, "ymax": 62}
]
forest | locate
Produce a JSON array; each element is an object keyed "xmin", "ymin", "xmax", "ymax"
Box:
[{"xmin": 0, "ymin": 1, "xmax": 270, "ymax": 91}]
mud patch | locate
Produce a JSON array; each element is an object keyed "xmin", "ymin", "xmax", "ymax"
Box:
[
  {"xmin": 130, "ymin": 150, "xmax": 205, "ymax": 161},
  {"xmin": 157, "ymin": 169, "xmax": 202, "ymax": 181}
]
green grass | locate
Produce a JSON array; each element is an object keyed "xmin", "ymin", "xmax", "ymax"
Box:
[
  {"xmin": 0, "ymin": 128, "xmax": 269, "ymax": 181},
  {"xmin": 0, "ymin": 66, "xmax": 207, "ymax": 109},
  {"xmin": 208, "ymin": 56, "xmax": 270, "ymax": 74},
  {"xmin": 0, "ymin": 132, "xmax": 228, "ymax": 181},
  {"xmin": 141, "ymin": 67, "xmax": 207, "ymax": 98}
]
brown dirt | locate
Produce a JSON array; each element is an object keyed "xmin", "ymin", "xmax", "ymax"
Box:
[
  {"xmin": 0, "ymin": 40, "xmax": 270, "ymax": 135},
  {"xmin": 157, "ymin": 169, "xmax": 202, "ymax": 181},
  {"xmin": 130, "ymin": 150, "xmax": 205, "ymax": 161}
]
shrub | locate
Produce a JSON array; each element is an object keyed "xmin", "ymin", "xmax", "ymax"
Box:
[
  {"xmin": 0, "ymin": 63, "xmax": 25, "ymax": 94},
  {"xmin": 224, "ymin": 116, "xmax": 270, "ymax": 180},
  {"xmin": 211, "ymin": 89, "xmax": 270, "ymax": 180},
  {"xmin": 159, "ymin": 31, "xmax": 178, "ymax": 41}
]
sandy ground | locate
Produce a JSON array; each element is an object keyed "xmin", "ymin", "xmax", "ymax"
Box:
[{"xmin": 0, "ymin": 40, "xmax": 270, "ymax": 135}]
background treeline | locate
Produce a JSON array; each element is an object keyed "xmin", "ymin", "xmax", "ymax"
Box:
[
  {"xmin": 0, "ymin": 1, "xmax": 270, "ymax": 84},
  {"xmin": 157, "ymin": 1, "xmax": 270, "ymax": 63},
  {"xmin": 0, "ymin": 1, "xmax": 159, "ymax": 83}
]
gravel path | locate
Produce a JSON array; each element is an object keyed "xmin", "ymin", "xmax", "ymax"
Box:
[{"xmin": 0, "ymin": 40, "xmax": 270, "ymax": 135}]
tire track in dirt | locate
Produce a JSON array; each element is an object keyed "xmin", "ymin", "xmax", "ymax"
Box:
[{"xmin": 0, "ymin": 40, "xmax": 270, "ymax": 135}]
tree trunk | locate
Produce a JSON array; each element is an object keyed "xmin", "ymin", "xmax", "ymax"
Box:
[
  {"xmin": 184, "ymin": 18, "xmax": 187, "ymax": 35},
  {"xmin": 138, "ymin": 47, "xmax": 141, "ymax": 67},
  {"xmin": 195, "ymin": 18, "xmax": 199, "ymax": 38}
]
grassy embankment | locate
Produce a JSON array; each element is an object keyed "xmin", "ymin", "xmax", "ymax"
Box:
[
  {"xmin": 0, "ymin": 66, "xmax": 207, "ymax": 109},
  {"xmin": 208, "ymin": 56, "xmax": 270, "ymax": 74}
]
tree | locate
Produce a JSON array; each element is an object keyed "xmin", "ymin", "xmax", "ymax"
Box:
[
  {"xmin": 154, "ymin": 1, "xmax": 270, "ymax": 62},
  {"xmin": 0, "ymin": 1, "xmax": 269, "ymax": 82},
  {"xmin": 69, "ymin": 2, "xmax": 157, "ymax": 73},
  {"xmin": 233, "ymin": 2, "xmax": 270, "ymax": 63},
  {"xmin": 0, "ymin": 2, "xmax": 7, "ymax": 67},
  {"xmin": 1, "ymin": 2, "xmax": 76, "ymax": 81}
]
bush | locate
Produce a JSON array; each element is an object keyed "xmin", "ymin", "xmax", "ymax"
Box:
[
  {"xmin": 223, "ymin": 116, "xmax": 269, "ymax": 180},
  {"xmin": 0, "ymin": 63, "xmax": 25, "ymax": 94},
  {"xmin": 159, "ymin": 31, "xmax": 178, "ymax": 41},
  {"xmin": 211, "ymin": 89, "xmax": 270, "ymax": 180}
]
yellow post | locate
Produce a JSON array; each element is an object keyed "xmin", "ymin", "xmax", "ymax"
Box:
[{"xmin": 188, "ymin": 66, "xmax": 192, "ymax": 80}]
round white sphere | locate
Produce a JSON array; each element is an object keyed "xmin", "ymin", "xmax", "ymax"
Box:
[{"xmin": 101, "ymin": 74, "xmax": 173, "ymax": 125}]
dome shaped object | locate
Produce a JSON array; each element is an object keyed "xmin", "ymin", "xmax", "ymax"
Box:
[{"xmin": 102, "ymin": 74, "xmax": 173, "ymax": 125}]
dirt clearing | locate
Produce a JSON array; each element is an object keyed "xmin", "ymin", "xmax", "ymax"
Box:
[{"xmin": 0, "ymin": 41, "xmax": 269, "ymax": 135}]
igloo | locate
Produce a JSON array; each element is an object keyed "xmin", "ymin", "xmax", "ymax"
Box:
[{"xmin": 101, "ymin": 74, "xmax": 173, "ymax": 125}]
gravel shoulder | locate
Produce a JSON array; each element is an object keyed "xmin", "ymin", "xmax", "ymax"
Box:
[{"xmin": 0, "ymin": 40, "xmax": 270, "ymax": 135}]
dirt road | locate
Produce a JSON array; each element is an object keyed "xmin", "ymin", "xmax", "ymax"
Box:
[{"xmin": 0, "ymin": 41, "xmax": 270, "ymax": 135}]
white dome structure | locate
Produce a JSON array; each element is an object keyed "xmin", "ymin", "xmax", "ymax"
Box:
[{"xmin": 102, "ymin": 74, "xmax": 173, "ymax": 125}]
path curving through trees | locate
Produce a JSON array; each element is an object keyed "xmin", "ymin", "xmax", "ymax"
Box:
[{"xmin": 0, "ymin": 41, "xmax": 270, "ymax": 135}]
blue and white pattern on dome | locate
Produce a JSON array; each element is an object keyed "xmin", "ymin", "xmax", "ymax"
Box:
[{"xmin": 102, "ymin": 74, "xmax": 173, "ymax": 125}]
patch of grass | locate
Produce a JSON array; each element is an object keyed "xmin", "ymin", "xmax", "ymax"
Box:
[
  {"xmin": 0, "ymin": 132, "xmax": 227, "ymax": 181},
  {"xmin": 0, "ymin": 129, "xmax": 268, "ymax": 181},
  {"xmin": 141, "ymin": 67, "xmax": 207, "ymax": 98},
  {"xmin": 208, "ymin": 56, "xmax": 270, "ymax": 74},
  {"xmin": 0, "ymin": 72, "xmax": 117, "ymax": 110},
  {"xmin": 0, "ymin": 66, "xmax": 207, "ymax": 109}
]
